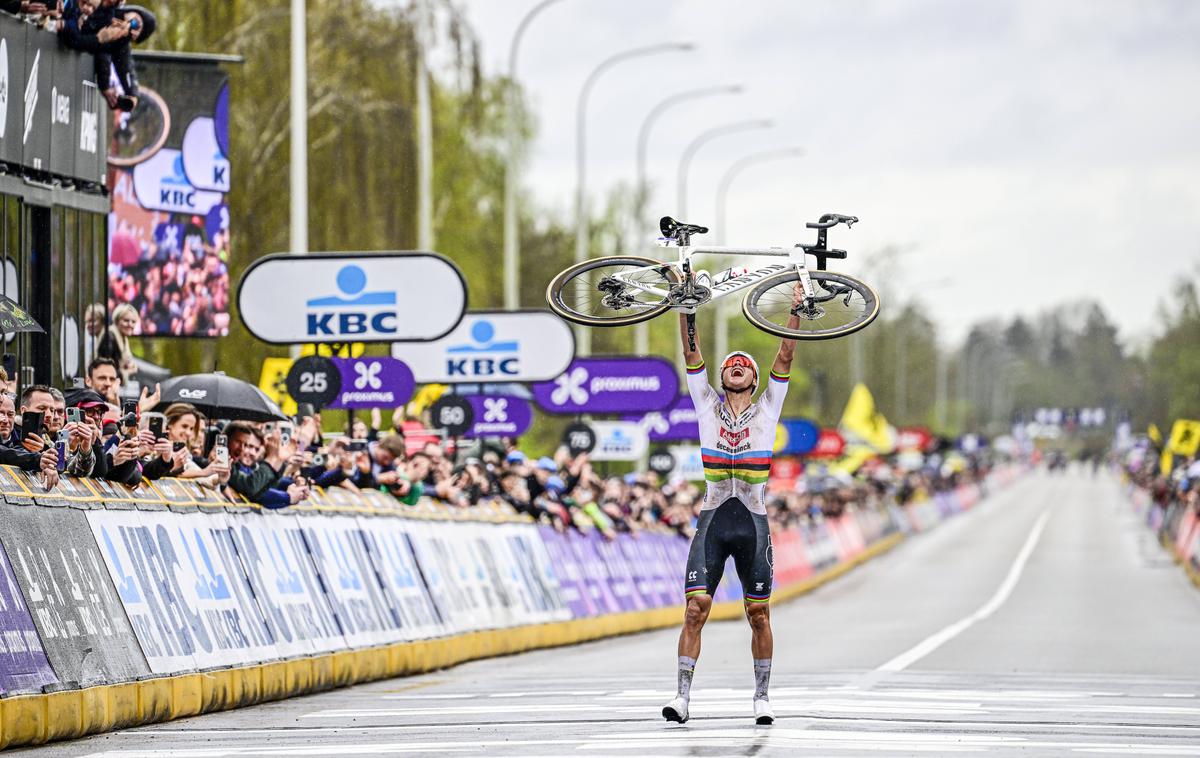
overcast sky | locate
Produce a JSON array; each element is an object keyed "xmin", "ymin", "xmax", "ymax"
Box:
[{"xmin": 415, "ymin": 0, "xmax": 1200, "ymax": 346}]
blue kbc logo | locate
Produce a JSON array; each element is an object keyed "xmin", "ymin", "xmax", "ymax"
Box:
[
  {"xmin": 306, "ymin": 265, "xmax": 399, "ymax": 336},
  {"xmin": 445, "ymin": 319, "xmax": 519, "ymax": 377}
]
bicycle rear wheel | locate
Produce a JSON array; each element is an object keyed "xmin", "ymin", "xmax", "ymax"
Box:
[
  {"xmin": 546, "ymin": 255, "xmax": 680, "ymax": 327},
  {"xmin": 742, "ymin": 269, "xmax": 879, "ymax": 340}
]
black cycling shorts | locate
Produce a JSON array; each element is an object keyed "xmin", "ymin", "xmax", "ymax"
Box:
[{"xmin": 683, "ymin": 497, "xmax": 773, "ymax": 604}]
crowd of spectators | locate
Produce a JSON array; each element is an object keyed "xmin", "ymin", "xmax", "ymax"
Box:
[
  {"xmin": 1126, "ymin": 446, "xmax": 1199, "ymax": 524},
  {"xmin": 2, "ymin": 0, "xmax": 156, "ymax": 112},
  {"xmin": 0, "ymin": 348, "xmax": 1001, "ymax": 542}
]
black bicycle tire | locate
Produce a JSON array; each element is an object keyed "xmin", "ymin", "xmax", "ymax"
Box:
[
  {"xmin": 546, "ymin": 255, "xmax": 679, "ymax": 327},
  {"xmin": 741, "ymin": 270, "xmax": 880, "ymax": 340}
]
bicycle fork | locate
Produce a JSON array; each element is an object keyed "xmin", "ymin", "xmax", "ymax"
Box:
[{"xmin": 791, "ymin": 261, "xmax": 819, "ymax": 318}]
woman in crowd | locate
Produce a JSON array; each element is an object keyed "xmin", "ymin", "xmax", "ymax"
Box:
[
  {"xmin": 141, "ymin": 403, "xmax": 226, "ymax": 486},
  {"xmin": 98, "ymin": 303, "xmax": 140, "ymax": 383}
]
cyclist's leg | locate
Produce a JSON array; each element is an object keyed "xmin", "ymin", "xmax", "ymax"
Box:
[
  {"xmin": 679, "ymin": 507, "xmax": 725, "ymax": 659},
  {"xmin": 727, "ymin": 506, "xmax": 775, "ymax": 705}
]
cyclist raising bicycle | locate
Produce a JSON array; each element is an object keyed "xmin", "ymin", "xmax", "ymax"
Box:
[{"xmin": 662, "ymin": 282, "xmax": 804, "ymax": 726}]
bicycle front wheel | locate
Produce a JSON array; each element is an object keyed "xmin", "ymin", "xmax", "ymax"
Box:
[
  {"xmin": 546, "ymin": 255, "xmax": 680, "ymax": 327},
  {"xmin": 742, "ymin": 269, "xmax": 879, "ymax": 340}
]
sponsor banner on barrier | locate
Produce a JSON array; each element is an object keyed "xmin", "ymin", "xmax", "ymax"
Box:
[
  {"xmin": 0, "ymin": 540, "xmax": 57, "ymax": 694},
  {"xmin": 391, "ymin": 310, "xmax": 575, "ymax": 384},
  {"xmin": 231, "ymin": 514, "xmax": 346, "ymax": 654},
  {"xmin": 86, "ymin": 510, "xmax": 278, "ymax": 674},
  {"xmin": 0, "ymin": 505, "xmax": 150, "ymax": 686},
  {"xmin": 238, "ymin": 254, "xmax": 467, "ymax": 345},
  {"xmin": 531, "ymin": 357, "xmax": 679, "ymax": 414},
  {"xmin": 622, "ymin": 395, "xmax": 700, "ymax": 442},
  {"xmin": 354, "ymin": 517, "xmax": 445, "ymax": 639},
  {"xmin": 537, "ymin": 526, "xmax": 595, "ymax": 618},
  {"xmin": 501, "ymin": 524, "xmax": 571, "ymax": 622},
  {"xmin": 299, "ymin": 517, "xmax": 405, "ymax": 647}
]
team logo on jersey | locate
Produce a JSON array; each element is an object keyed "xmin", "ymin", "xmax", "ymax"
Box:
[{"xmin": 719, "ymin": 427, "xmax": 749, "ymax": 447}]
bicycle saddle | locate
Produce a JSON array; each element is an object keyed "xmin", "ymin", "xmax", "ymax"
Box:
[{"xmin": 660, "ymin": 216, "xmax": 708, "ymax": 240}]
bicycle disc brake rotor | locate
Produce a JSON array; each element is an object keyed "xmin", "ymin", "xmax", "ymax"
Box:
[{"xmin": 792, "ymin": 300, "xmax": 826, "ymax": 320}]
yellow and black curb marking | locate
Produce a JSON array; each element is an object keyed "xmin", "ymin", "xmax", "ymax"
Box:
[{"xmin": 0, "ymin": 532, "xmax": 904, "ymax": 749}]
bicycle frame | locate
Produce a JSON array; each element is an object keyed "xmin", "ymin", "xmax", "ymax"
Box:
[{"xmin": 612, "ymin": 244, "xmax": 817, "ymax": 305}]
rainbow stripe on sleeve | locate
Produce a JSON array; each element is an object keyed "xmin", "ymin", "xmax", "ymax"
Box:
[
  {"xmin": 686, "ymin": 360, "xmax": 706, "ymax": 375},
  {"xmin": 700, "ymin": 447, "xmax": 772, "ymax": 485},
  {"xmin": 769, "ymin": 369, "xmax": 789, "ymax": 383}
]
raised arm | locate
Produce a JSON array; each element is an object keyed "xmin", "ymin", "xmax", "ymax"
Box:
[
  {"xmin": 679, "ymin": 313, "xmax": 702, "ymax": 371},
  {"xmin": 771, "ymin": 282, "xmax": 805, "ymax": 378}
]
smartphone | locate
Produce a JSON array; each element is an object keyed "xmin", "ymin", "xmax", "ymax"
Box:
[
  {"xmin": 296, "ymin": 402, "xmax": 315, "ymax": 421},
  {"xmin": 148, "ymin": 416, "xmax": 165, "ymax": 439},
  {"xmin": 349, "ymin": 439, "xmax": 368, "ymax": 453},
  {"xmin": 216, "ymin": 433, "xmax": 227, "ymax": 449},
  {"xmin": 121, "ymin": 399, "xmax": 138, "ymax": 418},
  {"xmin": 71, "ymin": 377, "xmax": 85, "ymax": 389},
  {"xmin": 173, "ymin": 441, "xmax": 186, "ymax": 452},
  {"xmin": 55, "ymin": 431, "xmax": 68, "ymax": 471},
  {"xmin": 21, "ymin": 411, "xmax": 42, "ymax": 440},
  {"xmin": 214, "ymin": 445, "xmax": 229, "ymax": 466},
  {"xmin": 66, "ymin": 407, "xmax": 83, "ymax": 424},
  {"xmin": 121, "ymin": 413, "xmax": 138, "ymax": 439},
  {"xmin": 280, "ymin": 426, "xmax": 292, "ymax": 446}
]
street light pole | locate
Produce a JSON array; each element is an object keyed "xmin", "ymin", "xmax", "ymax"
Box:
[
  {"xmin": 676, "ymin": 119, "xmax": 772, "ymax": 220},
  {"xmin": 289, "ymin": 0, "xmax": 308, "ymax": 360},
  {"xmin": 504, "ymin": 0, "xmax": 565, "ymax": 311},
  {"xmin": 631, "ymin": 84, "xmax": 743, "ymax": 355},
  {"xmin": 575, "ymin": 42, "xmax": 694, "ymax": 356},
  {"xmin": 712, "ymin": 147, "xmax": 803, "ymax": 360}
]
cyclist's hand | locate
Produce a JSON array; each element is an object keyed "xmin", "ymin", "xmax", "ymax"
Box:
[{"xmin": 793, "ymin": 280, "xmax": 806, "ymax": 306}]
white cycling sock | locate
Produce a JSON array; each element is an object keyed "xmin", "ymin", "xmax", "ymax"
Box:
[
  {"xmin": 677, "ymin": 656, "xmax": 697, "ymax": 700},
  {"xmin": 754, "ymin": 658, "xmax": 771, "ymax": 700}
]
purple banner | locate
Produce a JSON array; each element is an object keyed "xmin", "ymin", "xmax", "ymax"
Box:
[
  {"xmin": 329, "ymin": 357, "xmax": 416, "ymax": 409},
  {"xmin": 531, "ymin": 357, "xmax": 679, "ymax": 414},
  {"xmin": 537, "ymin": 526, "xmax": 596, "ymax": 618},
  {"xmin": 464, "ymin": 395, "xmax": 533, "ymax": 438},
  {"xmin": 622, "ymin": 395, "xmax": 700, "ymax": 442},
  {"xmin": 0, "ymin": 543, "xmax": 57, "ymax": 694}
]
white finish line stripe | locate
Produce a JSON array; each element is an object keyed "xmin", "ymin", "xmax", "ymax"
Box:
[{"xmin": 876, "ymin": 509, "xmax": 1052, "ymax": 673}]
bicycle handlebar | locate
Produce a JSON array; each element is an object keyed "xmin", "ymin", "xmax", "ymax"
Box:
[{"xmin": 806, "ymin": 213, "xmax": 859, "ymax": 230}]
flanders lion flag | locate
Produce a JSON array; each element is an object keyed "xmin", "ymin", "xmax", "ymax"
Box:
[{"xmin": 839, "ymin": 383, "xmax": 895, "ymax": 454}]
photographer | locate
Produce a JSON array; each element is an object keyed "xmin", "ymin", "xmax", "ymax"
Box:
[
  {"xmin": 11, "ymin": 385, "xmax": 63, "ymax": 489},
  {"xmin": 142, "ymin": 403, "xmax": 227, "ymax": 486}
]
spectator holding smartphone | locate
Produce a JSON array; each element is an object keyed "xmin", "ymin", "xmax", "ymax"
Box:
[
  {"xmin": 9, "ymin": 385, "xmax": 62, "ymax": 489},
  {"xmin": 224, "ymin": 422, "xmax": 306, "ymax": 508},
  {"xmin": 62, "ymin": 388, "xmax": 108, "ymax": 478}
]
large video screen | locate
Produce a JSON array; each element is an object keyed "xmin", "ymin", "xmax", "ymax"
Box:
[{"xmin": 107, "ymin": 57, "xmax": 231, "ymax": 337}]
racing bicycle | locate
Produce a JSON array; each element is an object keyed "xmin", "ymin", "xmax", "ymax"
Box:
[{"xmin": 546, "ymin": 213, "xmax": 880, "ymax": 346}]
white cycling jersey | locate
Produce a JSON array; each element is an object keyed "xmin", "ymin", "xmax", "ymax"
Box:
[{"xmin": 685, "ymin": 358, "xmax": 789, "ymax": 515}]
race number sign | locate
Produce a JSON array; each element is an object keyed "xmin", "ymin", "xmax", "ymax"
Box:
[
  {"xmin": 286, "ymin": 356, "xmax": 341, "ymax": 408},
  {"xmin": 562, "ymin": 422, "xmax": 596, "ymax": 455},
  {"xmin": 430, "ymin": 395, "xmax": 474, "ymax": 436}
]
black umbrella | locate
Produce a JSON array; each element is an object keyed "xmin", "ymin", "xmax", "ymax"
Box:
[
  {"xmin": 155, "ymin": 372, "xmax": 288, "ymax": 422},
  {"xmin": 0, "ymin": 295, "xmax": 44, "ymax": 334}
]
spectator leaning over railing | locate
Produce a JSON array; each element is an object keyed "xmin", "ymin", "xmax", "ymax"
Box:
[{"xmin": 224, "ymin": 422, "xmax": 308, "ymax": 508}]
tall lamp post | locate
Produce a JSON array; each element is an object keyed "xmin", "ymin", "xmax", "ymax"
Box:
[
  {"xmin": 575, "ymin": 41, "xmax": 694, "ymax": 356},
  {"xmin": 676, "ymin": 119, "xmax": 772, "ymax": 220},
  {"xmin": 631, "ymin": 85, "xmax": 743, "ymax": 355},
  {"xmin": 712, "ymin": 147, "xmax": 804, "ymax": 360},
  {"xmin": 289, "ymin": 0, "xmax": 307, "ymax": 360},
  {"xmin": 504, "ymin": 0, "xmax": 566, "ymax": 311}
]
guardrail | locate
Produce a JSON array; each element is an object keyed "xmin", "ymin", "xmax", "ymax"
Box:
[{"xmin": 0, "ymin": 464, "xmax": 1023, "ymax": 748}]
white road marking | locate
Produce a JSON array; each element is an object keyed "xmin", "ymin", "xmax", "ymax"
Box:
[{"xmin": 876, "ymin": 509, "xmax": 1052, "ymax": 673}]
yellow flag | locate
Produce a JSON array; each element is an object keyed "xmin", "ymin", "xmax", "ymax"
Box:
[
  {"xmin": 1148, "ymin": 423, "xmax": 1163, "ymax": 447},
  {"xmin": 407, "ymin": 384, "xmax": 447, "ymax": 417},
  {"xmin": 1167, "ymin": 419, "xmax": 1200, "ymax": 457},
  {"xmin": 839, "ymin": 383, "xmax": 895, "ymax": 453},
  {"xmin": 301, "ymin": 343, "xmax": 366, "ymax": 358},
  {"xmin": 258, "ymin": 357, "xmax": 297, "ymax": 417},
  {"xmin": 830, "ymin": 444, "xmax": 876, "ymax": 476}
]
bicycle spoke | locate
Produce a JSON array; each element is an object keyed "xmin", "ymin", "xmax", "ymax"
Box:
[{"xmin": 749, "ymin": 273, "xmax": 874, "ymax": 336}]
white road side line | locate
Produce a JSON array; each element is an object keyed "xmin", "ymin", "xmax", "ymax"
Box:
[{"xmin": 876, "ymin": 509, "xmax": 1052, "ymax": 673}]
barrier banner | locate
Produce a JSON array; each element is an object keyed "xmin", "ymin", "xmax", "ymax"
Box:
[
  {"xmin": 593, "ymin": 531, "xmax": 646, "ymax": 612},
  {"xmin": 0, "ymin": 540, "xmax": 58, "ymax": 694},
  {"xmin": 404, "ymin": 521, "xmax": 484, "ymax": 633},
  {"xmin": 537, "ymin": 526, "xmax": 595, "ymax": 618},
  {"xmin": 569, "ymin": 531, "xmax": 623, "ymax": 615},
  {"xmin": 1, "ymin": 506, "xmax": 150, "ymax": 686},
  {"xmin": 495, "ymin": 524, "xmax": 571, "ymax": 623},
  {"xmin": 224, "ymin": 514, "xmax": 346, "ymax": 655},
  {"xmin": 299, "ymin": 518, "xmax": 404, "ymax": 647},
  {"xmin": 86, "ymin": 510, "xmax": 273, "ymax": 674},
  {"xmin": 353, "ymin": 518, "xmax": 444, "ymax": 640}
]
